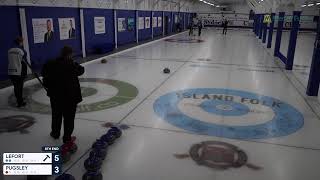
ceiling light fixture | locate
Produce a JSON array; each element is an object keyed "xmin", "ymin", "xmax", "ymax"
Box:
[{"xmin": 198, "ymin": 0, "xmax": 217, "ymax": 7}]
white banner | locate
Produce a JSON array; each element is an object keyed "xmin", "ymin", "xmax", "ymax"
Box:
[
  {"xmin": 145, "ymin": 17, "xmax": 150, "ymax": 29},
  {"xmin": 198, "ymin": 13, "xmax": 251, "ymax": 27},
  {"xmin": 139, "ymin": 17, "xmax": 145, "ymax": 30},
  {"xmin": 197, "ymin": 13, "xmax": 316, "ymax": 29},
  {"xmin": 58, "ymin": 18, "xmax": 76, "ymax": 40},
  {"xmin": 153, "ymin": 17, "xmax": 157, "ymax": 27},
  {"xmin": 118, "ymin": 18, "xmax": 126, "ymax": 32},
  {"xmin": 94, "ymin": 17, "xmax": 106, "ymax": 34},
  {"xmin": 299, "ymin": 17, "xmax": 317, "ymax": 29},
  {"xmin": 158, "ymin": 17, "xmax": 162, "ymax": 27},
  {"xmin": 32, "ymin": 18, "xmax": 54, "ymax": 44}
]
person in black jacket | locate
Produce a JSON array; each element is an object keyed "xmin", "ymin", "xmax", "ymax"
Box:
[
  {"xmin": 41, "ymin": 46, "xmax": 84, "ymax": 143},
  {"xmin": 222, "ymin": 19, "xmax": 228, "ymax": 35},
  {"xmin": 197, "ymin": 19, "xmax": 203, "ymax": 36}
]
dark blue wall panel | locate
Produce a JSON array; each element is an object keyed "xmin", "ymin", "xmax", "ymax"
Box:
[
  {"xmin": 180, "ymin": 12, "xmax": 184, "ymax": 30},
  {"xmin": 138, "ymin": 11, "xmax": 152, "ymax": 41},
  {"xmin": 164, "ymin": 11, "xmax": 173, "ymax": 34},
  {"xmin": 186, "ymin": 13, "xmax": 190, "ymax": 29},
  {"xmin": 0, "ymin": 6, "xmax": 20, "ymax": 81},
  {"xmin": 116, "ymin": 10, "xmax": 136, "ymax": 46},
  {"xmin": 182, "ymin": 12, "xmax": 186, "ymax": 30},
  {"xmin": 153, "ymin": 11, "xmax": 163, "ymax": 37},
  {"xmin": 25, "ymin": 6, "xmax": 82, "ymax": 70},
  {"xmin": 185, "ymin": 13, "xmax": 190, "ymax": 29},
  {"xmin": 83, "ymin": 8, "xmax": 114, "ymax": 54},
  {"xmin": 172, "ymin": 12, "xmax": 179, "ymax": 32}
]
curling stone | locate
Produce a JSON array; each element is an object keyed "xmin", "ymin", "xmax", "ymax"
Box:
[
  {"xmin": 163, "ymin": 68, "xmax": 170, "ymax": 74},
  {"xmin": 100, "ymin": 59, "xmax": 107, "ymax": 64}
]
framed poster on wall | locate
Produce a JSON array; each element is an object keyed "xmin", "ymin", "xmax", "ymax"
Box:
[
  {"xmin": 58, "ymin": 18, "xmax": 76, "ymax": 40},
  {"xmin": 128, "ymin": 18, "xmax": 135, "ymax": 31},
  {"xmin": 32, "ymin": 18, "xmax": 54, "ymax": 44},
  {"xmin": 158, "ymin": 17, "xmax": 162, "ymax": 27},
  {"xmin": 145, "ymin": 17, "xmax": 150, "ymax": 29},
  {"xmin": 153, "ymin": 17, "xmax": 157, "ymax": 27},
  {"xmin": 118, "ymin": 18, "xmax": 126, "ymax": 32},
  {"xmin": 175, "ymin": 15, "xmax": 178, "ymax": 23},
  {"xmin": 139, "ymin": 17, "xmax": 145, "ymax": 30},
  {"xmin": 94, "ymin": 17, "xmax": 106, "ymax": 35}
]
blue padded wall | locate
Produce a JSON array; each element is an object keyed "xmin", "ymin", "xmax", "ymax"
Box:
[
  {"xmin": 116, "ymin": 10, "xmax": 136, "ymax": 46},
  {"xmin": 185, "ymin": 13, "xmax": 190, "ymax": 29},
  {"xmin": 138, "ymin": 11, "xmax": 152, "ymax": 41},
  {"xmin": 0, "ymin": 6, "xmax": 20, "ymax": 81},
  {"xmin": 153, "ymin": 11, "xmax": 163, "ymax": 37},
  {"xmin": 172, "ymin": 12, "xmax": 179, "ymax": 32},
  {"xmin": 25, "ymin": 6, "xmax": 82, "ymax": 70},
  {"xmin": 83, "ymin": 8, "xmax": 115, "ymax": 54},
  {"xmin": 164, "ymin": 11, "xmax": 173, "ymax": 34},
  {"xmin": 180, "ymin": 12, "xmax": 185, "ymax": 30}
]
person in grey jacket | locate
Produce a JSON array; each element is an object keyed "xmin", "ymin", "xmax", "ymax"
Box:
[{"xmin": 8, "ymin": 37, "xmax": 28, "ymax": 107}]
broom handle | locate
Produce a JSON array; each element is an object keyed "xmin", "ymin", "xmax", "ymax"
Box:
[{"xmin": 22, "ymin": 59, "xmax": 48, "ymax": 92}]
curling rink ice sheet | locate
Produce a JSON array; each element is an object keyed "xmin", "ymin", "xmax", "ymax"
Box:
[{"xmin": 1, "ymin": 29, "xmax": 320, "ymax": 180}]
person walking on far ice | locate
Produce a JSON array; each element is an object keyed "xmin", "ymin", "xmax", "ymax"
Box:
[
  {"xmin": 198, "ymin": 19, "xmax": 203, "ymax": 36},
  {"xmin": 189, "ymin": 19, "xmax": 194, "ymax": 36},
  {"xmin": 222, "ymin": 19, "xmax": 228, "ymax": 35}
]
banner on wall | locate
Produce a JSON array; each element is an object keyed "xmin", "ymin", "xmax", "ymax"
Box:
[
  {"xmin": 299, "ymin": 16, "xmax": 317, "ymax": 29},
  {"xmin": 139, "ymin": 17, "xmax": 145, "ymax": 30},
  {"xmin": 58, "ymin": 18, "xmax": 76, "ymax": 40},
  {"xmin": 94, "ymin": 17, "xmax": 106, "ymax": 35},
  {"xmin": 198, "ymin": 13, "xmax": 251, "ymax": 27},
  {"xmin": 128, "ymin": 18, "xmax": 135, "ymax": 31},
  {"xmin": 32, "ymin": 18, "xmax": 54, "ymax": 44},
  {"xmin": 158, "ymin": 17, "xmax": 162, "ymax": 27},
  {"xmin": 175, "ymin": 15, "xmax": 178, "ymax": 23},
  {"xmin": 145, "ymin": 17, "xmax": 150, "ymax": 29},
  {"xmin": 152, "ymin": 17, "xmax": 157, "ymax": 27},
  {"xmin": 118, "ymin": 18, "xmax": 126, "ymax": 32}
]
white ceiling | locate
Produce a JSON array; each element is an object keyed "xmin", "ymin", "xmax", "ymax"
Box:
[{"xmin": 194, "ymin": 0, "xmax": 318, "ymax": 13}]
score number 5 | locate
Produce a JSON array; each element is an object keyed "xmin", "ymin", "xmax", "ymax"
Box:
[{"xmin": 54, "ymin": 155, "xmax": 60, "ymax": 162}]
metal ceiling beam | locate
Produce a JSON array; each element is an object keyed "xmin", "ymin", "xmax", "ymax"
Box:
[
  {"xmin": 153, "ymin": 0, "xmax": 161, "ymax": 6},
  {"xmin": 180, "ymin": 0, "xmax": 188, "ymax": 8},
  {"xmin": 136, "ymin": 0, "xmax": 145, "ymax": 5}
]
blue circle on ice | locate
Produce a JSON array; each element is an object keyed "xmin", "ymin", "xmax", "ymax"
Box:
[
  {"xmin": 200, "ymin": 100, "xmax": 250, "ymax": 116},
  {"xmin": 153, "ymin": 88, "xmax": 304, "ymax": 139}
]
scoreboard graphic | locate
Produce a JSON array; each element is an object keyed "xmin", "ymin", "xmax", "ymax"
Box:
[{"xmin": 2, "ymin": 146, "xmax": 62, "ymax": 176}]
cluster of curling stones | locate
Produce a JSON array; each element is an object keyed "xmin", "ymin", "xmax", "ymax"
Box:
[{"xmin": 82, "ymin": 126, "xmax": 122, "ymax": 180}]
